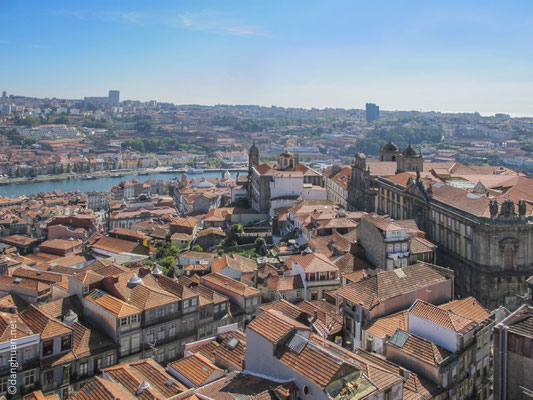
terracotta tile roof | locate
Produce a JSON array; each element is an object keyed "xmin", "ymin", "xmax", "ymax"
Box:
[
  {"xmin": 366, "ymin": 309, "xmax": 409, "ymax": 339},
  {"xmin": 180, "ymin": 251, "xmax": 216, "ymax": 259},
  {"xmin": 89, "ymin": 236, "xmax": 138, "ymax": 254},
  {"xmin": 1, "ymin": 234, "xmax": 39, "ymax": 246},
  {"xmin": 103, "ymin": 358, "xmax": 187, "ymax": 399},
  {"xmin": 39, "ymin": 238, "xmax": 83, "ymax": 251},
  {"xmin": 190, "ymin": 330, "xmax": 246, "ymax": 371},
  {"xmin": 308, "ymin": 236, "xmax": 334, "ymax": 259},
  {"xmin": 171, "ymin": 216, "xmax": 199, "ymax": 228},
  {"xmin": 334, "ymin": 253, "xmax": 356, "ymax": 275},
  {"xmin": 0, "ymin": 293, "xmax": 29, "ymax": 312},
  {"xmin": 128, "ymin": 283, "xmax": 180, "ymax": 310},
  {"xmin": 38, "ymin": 295, "xmax": 83, "ymax": 319},
  {"xmin": 333, "ymin": 263, "xmax": 448, "ymax": 310},
  {"xmin": 12, "ymin": 267, "xmax": 65, "ymax": 284},
  {"xmin": 23, "ymin": 390, "xmax": 60, "ymax": 400},
  {"xmin": 71, "ymin": 376, "xmax": 138, "ymax": 400},
  {"xmin": 85, "ymin": 289, "xmax": 141, "ymax": 317},
  {"xmin": 439, "ymin": 297, "xmax": 490, "ymax": 324},
  {"xmin": 170, "ymin": 232, "xmax": 191, "ymax": 241},
  {"xmin": 307, "ymin": 334, "xmax": 403, "ymax": 391},
  {"xmin": 297, "ymin": 300, "xmax": 343, "ymax": 336},
  {"xmin": 275, "ymin": 340, "xmax": 351, "ymax": 389},
  {"xmin": 403, "ymin": 372, "xmax": 443, "ymax": 400},
  {"xmin": 388, "ymin": 329, "xmax": 451, "ymax": 367},
  {"xmin": 197, "ymin": 227, "xmax": 226, "ymax": 238},
  {"xmin": 0, "ymin": 311, "xmax": 34, "ymax": 341},
  {"xmin": 247, "ymin": 309, "xmax": 310, "ymax": 344},
  {"xmin": 169, "ymin": 353, "xmax": 223, "ymax": 387},
  {"xmin": 19, "ymin": 305, "xmax": 71, "ymax": 339},
  {"xmin": 362, "ymin": 213, "xmax": 405, "ymax": 232},
  {"xmin": 201, "ymin": 273, "xmax": 260, "ymax": 298},
  {"xmin": 409, "ymin": 236, "xmax": 437, "ymax": 254},
  {"xmin": 265, "ymin": 274, "xmax": 304, "ymax": 292},
  {"xmin": 81, "ymin": 259, "xmax": 130, "ymax": 276},
  {"xmin": 195, "ymin": 371, "xmax": 296, "ymax": 400},
  {"xmin": 285, "ymin": 252, "xmax": 338, "ymax": 273},
  {"xmin": 259, "ymin": 299, "xmax": 307, "ymax": 322},
  {"xmin": 212, "ymin": 254, "xmax": 257, "ymax": 274},
  {"xmin": 409, "ymin": 299, "xmax": 477, "ymax": 333}
]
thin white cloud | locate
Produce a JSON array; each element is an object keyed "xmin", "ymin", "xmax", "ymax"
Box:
[{"xmin": 176, "ymin": 10, "xmax": 265, "ymax": 36}]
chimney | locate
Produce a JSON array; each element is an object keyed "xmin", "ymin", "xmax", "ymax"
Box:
[{"xmin": 253, "ymin": 267, "xmax": 258, "ymax": 288}]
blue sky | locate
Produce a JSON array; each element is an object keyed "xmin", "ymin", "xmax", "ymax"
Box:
[{"xmin": 1, "ymin": 0, "xmax": 532, "ymax": 115}]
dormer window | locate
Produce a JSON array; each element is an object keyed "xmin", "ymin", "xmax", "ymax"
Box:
[
  {"xmin": 43, "ymin": 340, "xmax": 54, "ymax": 357},
  {"xmin": 120, "ymin": 317, "xmax": 128, "ymax": 326},
  {"xmin": 61, "ymin": 335, "xmax": 71, "ymax": 351}
]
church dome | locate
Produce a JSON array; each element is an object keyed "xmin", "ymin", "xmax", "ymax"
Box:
[{"xmin": 223, "ymin": 169, "xmax": 231, "ymax": 180}]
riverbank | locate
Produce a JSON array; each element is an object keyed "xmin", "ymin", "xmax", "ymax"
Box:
[
  {"xmin": 0, "ymin": 167, "xmax": 247, "ymax": 186},
  {"xmin": 0, "ymin": 169, "xmax": 246, "ymax": 198}
]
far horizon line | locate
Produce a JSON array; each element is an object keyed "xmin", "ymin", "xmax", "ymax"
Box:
[{"xmin": 6, "ymin": 90, "xmax": 533, "ymax": 119}]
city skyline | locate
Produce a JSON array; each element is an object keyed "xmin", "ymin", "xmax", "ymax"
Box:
[{"xmin": 1, "ymin": 0, "xmax": 533, "ymax": 116}]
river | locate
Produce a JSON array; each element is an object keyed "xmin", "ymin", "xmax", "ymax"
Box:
[{"xmin": 0, "ymin": 170, "xmax": 242, "ymax": 198}]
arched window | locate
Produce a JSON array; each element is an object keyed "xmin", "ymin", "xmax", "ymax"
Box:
[{"xmin": 504, "ymin": 247, "xmax": 514, "ymax": 271}]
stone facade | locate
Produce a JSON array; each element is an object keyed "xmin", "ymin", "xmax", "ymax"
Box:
[{"xmin": 347, "ymin": 144, "xmax": 533, "ymax": 310}]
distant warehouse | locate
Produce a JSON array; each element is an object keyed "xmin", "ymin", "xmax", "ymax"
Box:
[{"xmin": 17, "ymin": 124, "xmax": 79, "ymax": 139}]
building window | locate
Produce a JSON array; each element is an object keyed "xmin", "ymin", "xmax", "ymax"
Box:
[
  {"xmin": 387, "ymin": 244, "xmax": 393, "ymax": 253},
  {"xmin": 147, "ymin": 330, "xmax": 154, "ymax": 343},
  {"xmin": 455, "ymin": 237, "xmax": 460, "ymax": 254},
  {"xmin": 401, "ymin": 258, "xmax": 407, "ymax": 267},
  {"xmin": 168, "ymin": 347, "xmax": 176, "ymax": 360},
  {"xmin": 24, "ymin": 347, "xmax": 35, "ymax": 361},
  {"xmin": 439, "ymin": 214, "xmax": 443, "ymax": 223},
  {"xmin": 95, "ymin": 358, "xmax": 102, "ymax": 372},
  {"xmin": 61, "ymin": 335, "xmax": 71, "ymax": 351},
  {"xmin": 386, "ymin": 259, "xmax": 393, "ymax": 269},
  {"xmin": 131, "ymin": 334, "xmax": 140, "ymax": 352},
  {"xmin": 191, "ymin": 298, "xmax": 198, "ymax": 307},
  {"xmin": 106, "ymin": 353, "xmax": 115, "ymax": 367},
  {"xmin": 120, "ymin": 337, "xmax": 130, "ymax": 355},
  {"xmin": 120, "ymin": 317, "xmax": 128, "ymax": 326},
  {"xmin": 466, "ymin": 242, "xmax": 472, "ymax": 260},
  {"xmin": 43, "ymin": 339, "xmax": 54, "ymax": 357},
  {"xmin": 79, "ymin": 362, "xmax": 88, "ymax": 377},
  {"xmin": 158, "ymin": 327, "xmax": 165, "ymax": 341},
  {"xmin": 183, "ymin": 300, "xmax": 189, "ymax": 308},
  {"xmin": 44, "ymin": 370, "xmax": 54, "ymax": 386},
  {"xmin": 401, "ymin": 243, "xmax": 408, "ymax": 252},
  {"xmin": 24, "ymin": 370, "xmax": 35, "ymax": 387},
  {"xmin": 466, "ymin": 225, "xmax": 471, "ymax": 236},
  {"xmin": 130, "ymin": 314, "xmax": 138, "ymax": 323},
  {"xmin": 169, "ymin": 324, "xmax": 176, "ymax": 337},
  {"xmin": 0, "ymin": 377, "xmax": 8, "ymax": 394}
]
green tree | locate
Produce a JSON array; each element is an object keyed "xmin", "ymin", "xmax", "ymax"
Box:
[
  {"xmin": 160, "ymin": 256, "xmax": 175, "ymax": 270},
  {"xmin": 191, "ymin": 245, "xmax": 204, "ymax": 252}
]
